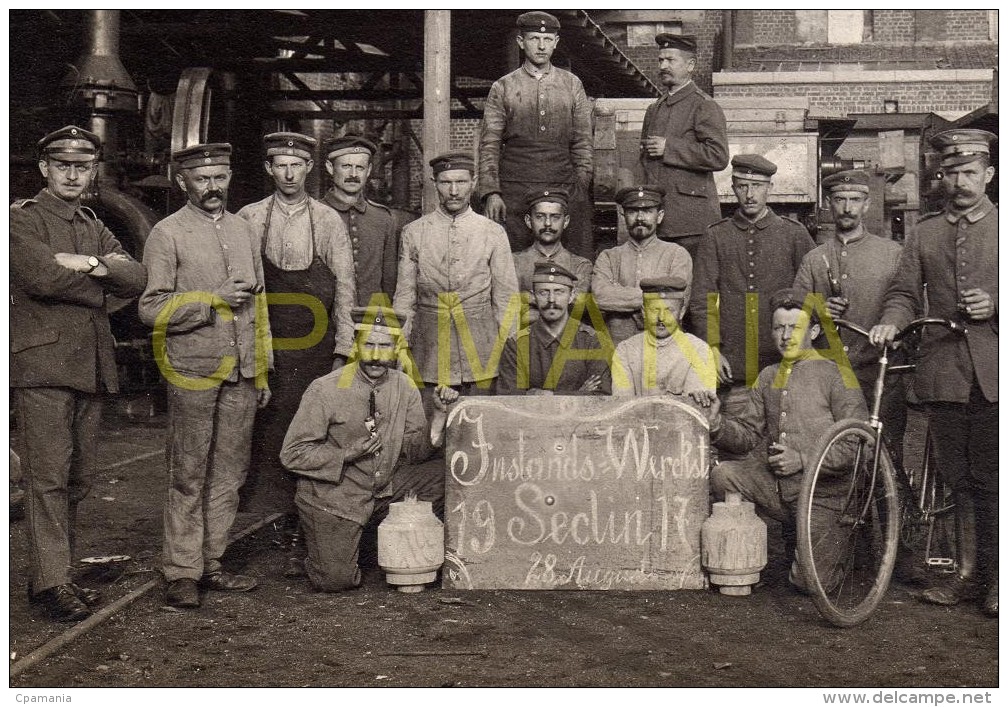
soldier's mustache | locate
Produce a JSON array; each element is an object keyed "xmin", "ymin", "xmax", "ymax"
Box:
[
  {"xmin": 345, "ymin": 177, "xmax": 361, "ymax": 184},
  {"xmin": 201, "ymin": 189, "xmax": 225, "ymax": 202}
]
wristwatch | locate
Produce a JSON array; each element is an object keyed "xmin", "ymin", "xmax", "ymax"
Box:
[{"xmin": 84, "ymin": 256, "xmax": 101, "ymax": 273}]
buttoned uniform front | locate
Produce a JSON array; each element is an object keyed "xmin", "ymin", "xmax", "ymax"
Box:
[
  {"xmin": 591, "ymin": 235, "xmax": 693, "ymax": 345},
  {"xmin": 393, "ymin": 206, "xmax": 520, "ymax": 387},
  {"xmin": 689, "ymin": 209, "xmax": 815, "ymax": 386},
  {"xmin": 710, "ymin": 358, "xmax": 869, "ymax": 590},
  {"xmin": 280, "ymin": 366, "xmax": 438, "ymax": 590},
  {"xmin": 879, "ymin": 197, "xmax": 998, "ymax": 592},
  {"xmin": 478, "ymin": 63, "xmax": 595, "ymax": 257},
  {"xmin": 237, "ymin": 193, "xmax": 357, "ymax": 513},
  {"xmin": 495, "ymin": 321, "xmax": 610, "ymax": 394},
  {"xmin": 11, "ymin": 189, "xmax": 147, "ymax": 594},
  {"xmin": 793, "ymin": 227, "xmax": 907, "ymax": 466},
  {"xmin": 610, "ymin": 329, "xmax": 715, "ymax": 397},
  {"xmin": 636, "ymin": 80, "xmax": 729, "ymax": 255},
  {"xmin": 138, "ymin": 203, "xmax": 273, "ymax": 583},
  {"xmin": 512, "ymin": 242, "xmax": 593, "ymax": 304},
  {"xmin": 322, "ymin": 191, "xmax": 400, "ymax": 306}
]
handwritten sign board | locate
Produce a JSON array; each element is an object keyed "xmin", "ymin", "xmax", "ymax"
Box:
[{"xmin": 442, "ymin": 396, "xmax": 710, "ymax": 591}]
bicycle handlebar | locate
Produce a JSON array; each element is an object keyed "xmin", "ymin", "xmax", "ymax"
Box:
[{"xmin": 831, "ymin": 316, "xmax": 967, "ymax": 344}]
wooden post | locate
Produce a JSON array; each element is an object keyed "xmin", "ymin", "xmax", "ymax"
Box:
[{"xmin": 422, "ymin": 10, "xmax": 451, "ymax": 213}]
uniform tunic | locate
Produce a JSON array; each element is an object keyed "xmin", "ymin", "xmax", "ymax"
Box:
[
  {"xmin": 11, "ymin": 189, "xmax": 147, "ymax": 592},
  {"xmin": 495, "ymin": 320, "xmax": 610, "ymax": 394},
  {"xmin": 281, "ymin": 366, "xmax": 440, "ymax": 591},
  {"xmin": 393, "ymin": 207, "xmax": 520, "ymax": 385},
  {"xmin": 710, "ymin": 358, "xmax": 868, "ymax": 591},
  {"xmin": 513, "ymin": 242, "xmax": 593, "ymax": 321},
  {"xmin": 689, "ymin": 209, "xmax": 814, "ymax": 386},
  {"xmin": 793, "ymin": 228, "xmax": 902, "ymax": 379},
  {"xmin": 322, "ymin": 191, "xmax": 400, "ymax": 306},
  {"xmin": 139, "ymin": 204, "xmax": 272, "ymax": 582},
  {"xmin": 636, "ymin": 81, "xmax": 729, "ymax": 244},
  {"xmin": 478, "ymin": 62, "xmax": 594, "ymax": 256},
  {"xmin": 611, "ymin": 330, "xmax": 715, "ymax": 397},
  {"xmin": 591, "ymin": 235, "xmax": 693, "ymax": 344}
]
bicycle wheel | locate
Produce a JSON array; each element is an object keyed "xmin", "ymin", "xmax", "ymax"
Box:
[{"xmin": 797, "ymin": 419, "xmax": 900, "ymax": 627}]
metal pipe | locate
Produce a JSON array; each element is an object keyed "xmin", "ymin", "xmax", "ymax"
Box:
[
  {"xmin": 86, "ymin": 9, "xmax": 120, "ymax": 57},
  {"xmin": 721, "ymin": 11, "xmax": 734, "ymax": 71}
]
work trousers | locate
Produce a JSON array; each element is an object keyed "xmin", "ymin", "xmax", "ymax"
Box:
[
  {"xmin": 926, "ymin": 383, "xmax": 998, "ymax": 584},
  {"xmin": 15, "ymin": 387, "xmax": 101, "ymax": 593},
  {"xmin": 711, "ymin": 456, "xmax": 851, "ymax": 593},
  {"xmin": 163, "ymin": 378, "xmax": 258, "ymax": 582},
  {"xmin": 296, "ymin": 457, "xmax": 445, "ymax": 592}
]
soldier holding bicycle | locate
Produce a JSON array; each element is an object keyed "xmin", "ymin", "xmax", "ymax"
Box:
[
  {"xmin": 869, "ymin": 129, "xmax": 998, "ymax": 618},
  {"xmin": 703, "ymin": 288, "xmax": 868, "ymax": 593}
]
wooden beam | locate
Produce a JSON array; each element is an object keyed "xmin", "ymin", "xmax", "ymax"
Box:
[{"xmin": 422, "ymin": 10, "xmax": 451, "ymax": 213}]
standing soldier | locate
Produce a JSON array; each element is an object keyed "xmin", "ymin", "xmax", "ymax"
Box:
[
  {"xmin": 139, "ymin": 143, "xmax": 272, "ymax": 609},
  {"xmin": 11, "ymin": 126, "xmax": 147, "ymax": 622},
  {"xmin": 689, "ymin": 154, "xmax": 815, "ymax": 433},
  {"xmin": 637, "ymin": 34, "xmax": 729, "ymax": 259},
  {"xmin": 592, "ymin": 185, "xmax": 693, "ymax": 345},
  {"xmin": 478, "ymin": 10, "xmax": 594, "ymax": 258},
  {"xmin": 511, "ymin": 188, "xmax": 593, "ymax": 320},
  {"xmin": 869, "ymin": 129, "xmax": 999, "ymax": 617},
  {"xmin": 793, "ymin": 170, "xmax": 906, "ymax": 471},
  {"xmin": 236, "ymin": 132, "xmax": 356, "ymax": 574},
  {"xmin": 321, "ymin": 135, "xmax": 400, "ymax": 305},
  {"xmin": 393, "ymin": 151, "xmax": 520, "ymax": 415}
]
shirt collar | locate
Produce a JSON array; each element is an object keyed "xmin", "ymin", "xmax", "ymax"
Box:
[
  {"xmin": 534, "ymin": 242, "xmax": 566, "ymax": 259},
  {"xmin": 732, "ymin": 207, "xmax": 776, "ymax": 230},
  {"xmin": 325, "ymin": 189, "xmax": 367, "ymax": 213},
  {"xmin": 38, "ymin": 189, "xmax": 81, "ymax": 221},
  {"xmin": 945, "ymin": 196, "xmax": 994, "ymax": 224},
  {"xmin": 522, "ymin": 61, "xmax": 553, "ymax": 79},
  {"xmin": 627, "ymin": 234, "xmax": 658, "ymax": 251},
  {"xmin": 274, "ymin": 194, "xmax": 309, "ymax": 215},
  {"xmin": 834, "ymin": 225, "xmax": 866, "ymax": 245},
  {"xmin": 664, "ymin": 80, "xmax": 695, "ymax": 104},
  {"xmin": 185, "ymin": 201, "xmax": 224, "ymax": 222},
  {"xmin": 436, "ymin": 205, "xmax": 472, "ymax": 220},
  {"xmin": 532, "ymin": 319, "xmax": 570, "ymax": 348}
]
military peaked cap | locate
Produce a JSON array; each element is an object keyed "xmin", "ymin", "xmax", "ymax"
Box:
[
  {"xmin": 325, "ymin": 135, "xmax": 378, "ymax": 161},
  {"xmin": 264, "ymin": 132, "xmax": 316, "ymax": 160},
  {"xmin": 430, "ymin": 151, "xmax": 475, "ymax": 175},
  {"xmin": 731, "ymin": 154, "xmax": 777, "ymax": 182},
  {"xmin": 516, "ymin": 11, "xmax": 560, "ymax": 33},
  {"xmin": 656, "ymin": 34, "xmax": 696, "ymax": 52},
  {"xmin": 38, "ymin": 125, "xmax": 100, "ymax": 162},
  {"xmin": 525, "ymin": 187, "xmax": 570, "ymax": 212},
  {"xmin": 822, "ymin": 169, "xmax": 870, "ymax": 194},
  {"xmin": 930, "ymin": 129, "xmax": 997, "ymax": 167},
  {"xmin": 615, "ymin": 184, "xmax": 666, "ymax": 208},
  {"xmin": 531, "ymin": 261, "xmax": 577, "ymax": 287},
  {"xmin": 172, "ymin": 143, "xmax": 232, "ymax": 169}
]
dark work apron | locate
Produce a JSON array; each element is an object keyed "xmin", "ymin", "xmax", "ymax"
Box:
[{"xmin": 242, "ymin": 197, "xmax": 337, "ymax": 514}]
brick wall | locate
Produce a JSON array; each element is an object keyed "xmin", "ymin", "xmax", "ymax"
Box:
[
  {"xmin": 752, "ymin": 10, "xmax": 796, "ymax": 45},
  {"xmin": 715, "ymin": 79, "xmax": 991, "ymax": 117},
  {"xmin": 946, "ymin": 10, "xmax": 992, "ymax": 42},
  {"xmin": 872, "ymin": 10, "xmax": 915, "ymax": 43}
]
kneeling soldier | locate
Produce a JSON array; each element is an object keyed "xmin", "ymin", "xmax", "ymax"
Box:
[{"xmin": 280, "ymin": 306, "xmax": 457, "ymax": 591}]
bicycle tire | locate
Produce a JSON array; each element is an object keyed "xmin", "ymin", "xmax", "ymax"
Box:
[{"xmin": 798, "ymin": 419, "xmax": 900, "ymax": 627}]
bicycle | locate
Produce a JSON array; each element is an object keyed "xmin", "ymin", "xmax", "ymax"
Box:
[{"xmin": 796, "ymin": 316, "xmax": 966, "ymax": 627}]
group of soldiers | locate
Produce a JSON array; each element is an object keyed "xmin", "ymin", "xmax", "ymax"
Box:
[{"xmin": 11, "ymin": 11, "xmax": 996, "ymax": 623}]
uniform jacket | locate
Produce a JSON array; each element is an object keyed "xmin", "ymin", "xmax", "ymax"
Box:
[
  {"xmin": 495, "ymin": 319, "xmax": 610, "ymax": 394},
  {"xmin": 322, "ymin": 191, "xmax": 400, "ymax": 306},
  {"xmin": 611, "ymin": 329, "xmax": 715, "ymax": 398},
  {"xmin": 478, "ymin": 62, "xmax": 593, "ymax": 198},
  {"xmin": 793, "ymin": 229, "xmax": 902, "ymax": 380},
  {"xmin": 880, "ymin": 198, "xmax": 998, "ymax": 403},
  {"xmin": 591, "ymin": 235, "xmax": 693, "ymax": 344},
  {"xmin": 689, "ymin": 209, "xmax": 815, "ymax": 385},
  {"xmin": 636, "ymin": 81, "xmax": 729, "ymax": 239},
  {"xmin": 237, "ymin": 194, "xmax": 357, "ymax": 358},
  {"xmin": 139, "ymin": 204, "xmax": 272, "ymax": 382},
  {"xmin": 393, "ymin": 207, "xmax": 520, "ymax": 384},
  {"xmin": 10, "ymin": 189, "xmax": 147, "ymax": 392},
  {"xmin": 280, "ymin": 366, "xmax": 432, "ymax": 526}
]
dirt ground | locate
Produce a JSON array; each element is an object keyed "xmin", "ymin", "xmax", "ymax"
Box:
[{"xmin": 8, "ymin": 408, "xmax": 998, "ymax": 688}]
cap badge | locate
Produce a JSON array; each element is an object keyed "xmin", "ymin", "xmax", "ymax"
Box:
[
  {"xmin": 287, "ymin": 140, "xmax": 294, "ymax": 147},
  {"xmin": 70, "ymin": 128, "xmax": 78, "ymax": 136},
  {"xmin": 353, "ymin": 147, "xmax": 361, "ymax": 153},
  {"xmin": 637, "ymin": 190, "xmax": 644, "ymax": 198}
]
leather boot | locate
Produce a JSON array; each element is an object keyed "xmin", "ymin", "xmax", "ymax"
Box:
[
  {"xmin": 921, "ymin": 492, "xmax": 981, "ymax": 605},
  {"xmin": 975, "ymin": 491, "xmax": 998, "ymax": 617}
]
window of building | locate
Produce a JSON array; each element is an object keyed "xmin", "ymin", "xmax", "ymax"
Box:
[
  {"xmin": 627, "ymin": 22, "xmax": 683, "ymax": 47},
  {"xmin": 794, "ymin": 10, "xmax": 867, "ymax": 45}
]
